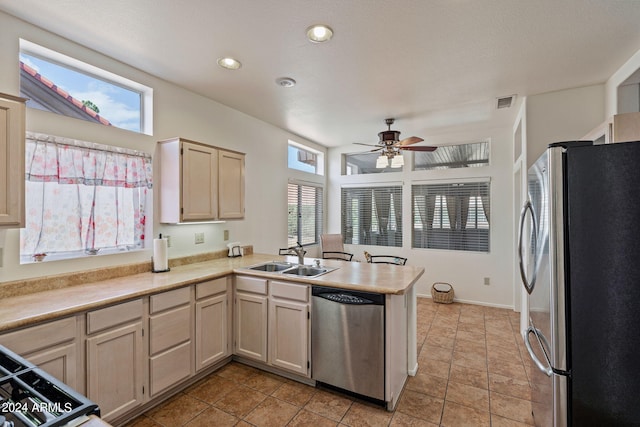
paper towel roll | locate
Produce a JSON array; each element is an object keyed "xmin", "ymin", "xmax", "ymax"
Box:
[{"xmin": 153, "ymin": 238, "xmax": 169, "ymax": 272}]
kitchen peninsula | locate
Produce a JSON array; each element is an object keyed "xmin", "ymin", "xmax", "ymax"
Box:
[{"xmin": 0, "ymin": 253, "xmax": 424, "ymax": 424}]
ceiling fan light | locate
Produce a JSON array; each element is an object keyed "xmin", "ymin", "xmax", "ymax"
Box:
[
  {"xmin": 376, "ymin": 155, "xmax": 388, "ymax": 168},
  {"xmin": 391, "ymin": 154, "xmax": 404, "ymax": 168}
]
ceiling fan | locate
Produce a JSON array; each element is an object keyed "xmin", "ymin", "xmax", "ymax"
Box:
[{"xmin": 354, "ymin": 118, "xmax": 437, "ymax": 168}]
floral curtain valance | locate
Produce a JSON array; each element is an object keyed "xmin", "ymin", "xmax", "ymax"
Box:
[{"xmin": 25, "ymin": 132, "xmax": 152, "ymax": 188}]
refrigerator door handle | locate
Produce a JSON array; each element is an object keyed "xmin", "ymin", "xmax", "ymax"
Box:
[
  {"xmin": 518, "ymin": 201, "xmax": 537, "ymax": 294},
  {"xmin": 524, "ymin": 326, "xmax": 553, "ymax": 377}
]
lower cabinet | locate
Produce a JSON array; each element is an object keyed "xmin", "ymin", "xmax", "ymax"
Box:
[
  {"xmin": 86, "ymin": 299, "xmax": 145, "ymax": 421},
  {"xmin": 269, "ymin": 280, "xmax": 310, "ymax": 376},
  {"xmin": 148, "ymin": 287, "xmax": 192, "ymax": 397},
  {"xmin": 234, "ymin": 276, "xmax": 268, "ymax": 362},
  {"xmin": 0, "ymin": 316, "xmax": 80, "ymax": 390},
  {"xmin": 195, "ymin": 277, "xmax": 231, "ymax": 370}
]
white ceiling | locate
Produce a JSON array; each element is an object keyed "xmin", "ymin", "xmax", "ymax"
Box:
[{"xmin": 2, "ymin": 0, "xmax": 640, "ymax": 148}]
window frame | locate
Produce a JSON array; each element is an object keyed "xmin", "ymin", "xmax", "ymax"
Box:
[
  {"xmin": 288, "ymin": 140, "xmax": 324, "ymax": 175},
  {"xmin": 412, "ymin": 180, "xmax": 490, "ymax": 253},
  {"xmin": 413, "ymin": 141, "xmax": 490, "ymax": 171},
  {"xmin": 19, "ymin": 39, "xmax": 153, "ymax": 135},
  {"xmin": 287, "ymin": 181, "xmax": 324, "ymax": 248},
  {"xmin": 341, "ymin": 184, "xmax": 403, "ymax": 248}
]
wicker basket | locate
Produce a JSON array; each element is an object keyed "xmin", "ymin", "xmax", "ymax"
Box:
[{"xmin": 431, "ymin": 282, "xmax": 454, "ymax": 304}]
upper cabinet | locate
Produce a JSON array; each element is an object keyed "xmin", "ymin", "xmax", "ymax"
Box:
[
  {"xmin": 158, "ymin": 138, "xmax": 245, "ymax": 223},
  {"xmin": 583, "ymin": 112, "xmax": 640, "ymax": 144},
  {"xmin": 0, "ymin": 93, "xmax": 26, "ymax": 228}
]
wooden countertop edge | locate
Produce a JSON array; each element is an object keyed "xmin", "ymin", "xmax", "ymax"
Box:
[{"xmin": 0, "ymin": 254, "xmax": 424, "ymax": 333}]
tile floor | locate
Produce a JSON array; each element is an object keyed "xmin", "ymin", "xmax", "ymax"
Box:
[{"xmin": 124, "ymin": 298, "xmax": 535, "ymax": 427}]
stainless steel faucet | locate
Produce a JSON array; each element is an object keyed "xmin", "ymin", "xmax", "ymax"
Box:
[{"xmin": 288, "ymin": 242, "xmax": 306, "ymax": 265}]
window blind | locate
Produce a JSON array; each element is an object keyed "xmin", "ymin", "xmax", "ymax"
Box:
[
  {"xmin": 288, "ymin": 183, "xmax": 323, "ymax": 247},
  {"xmin": 412, "ymin": 182, "xmax": 490, "ymax": 252},
  {"xmin": 341, "ymin": 185, "xmax": 402, "ymax": 247}
]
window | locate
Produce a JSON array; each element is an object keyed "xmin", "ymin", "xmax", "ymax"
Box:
[
  {"xmin": 341, "ymin": 186, "xmax": 402, "ymax": 247},
  {"xmin": 343, "ymin": 152, "xmax": 403, "ymax": 175},
  {"xmin": 288, "ymin": 183, "xmax": 323, "ymax": 247},
  {"xmin": 414, "ymin": 141, "xmax": 489, "ymax": 170},
  {"xmin": 288, "ymin": 140, "xmax": 324, "ymax": 175},
  {"xmin": 20, "ymin": 133, "xmax": 152, "ymax": 263},
  {"xmin": 412, "ymin": 181, "xmax": 490, "ymax": 252},
  {"xmin": 19, "ymin": 40, "xmax": 152, "ymax": 134}
]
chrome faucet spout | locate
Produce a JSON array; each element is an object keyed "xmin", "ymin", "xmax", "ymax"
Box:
[{"xmin": 287, "ymin": 242, "xmax": 306, "ymax": 265}]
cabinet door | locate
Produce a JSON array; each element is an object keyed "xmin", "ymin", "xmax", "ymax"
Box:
[
  {"xmin": 195, "ymin": 293, "xmax": 228, "ymax": 370},
  {"xmin": 0, "ymin": 94, "xmax": 26, "ymax": 228},
  {"xmin": 218, "ymin": 150, "xmax": 245, "ymax": 219},
  {"xmin": 234, "ymin": 292, "xmax": 268, "ymax": 362},
  {"xmin": 86, "ymin": 322, "xmax": 144, "ymax": 421},
  {"xmin": 269, "ymin": 298, "xmax": 309, "ymax": 376},
  {"xmin": 181, "ymin": 142, "xmax": 218, "ymax": 221},
  {"xmin": 27, "ymin": 343, "xmax": 78, "ymax": 390}
]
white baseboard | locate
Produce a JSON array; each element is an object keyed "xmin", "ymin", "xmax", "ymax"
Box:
[{"xmin": 416, "ymin": 293, "xmax": 515, "ymax": 311}]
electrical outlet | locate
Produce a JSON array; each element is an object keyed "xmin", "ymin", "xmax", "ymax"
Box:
[
  {"xmin": 165, "ymin": 235, "xmax": 171, "ymax": 247},
  {"xmin": 195, "ymin": 232, "xmax": 205, "ymax": 244},
  {"xmin": 224, "ymin": 229, "xmax": 229, "ymax": 241},
  {"xmin": 484, "ymin": 277, "xmax": 491, "ymax": 286}
]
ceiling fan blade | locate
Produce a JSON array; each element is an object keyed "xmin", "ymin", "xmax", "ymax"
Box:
[
  {"xmin": 399, "ymin": 145, "xmax": 438, "ymax": 152},
  {"xmin": 354, "ymin": 142, "xmax": 381, "ymax": 147},
  {"xmin": 398, "ymin": 136, "xmax": 424, "ymax": 146}
]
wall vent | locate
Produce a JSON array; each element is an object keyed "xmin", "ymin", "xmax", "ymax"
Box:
[{"xmin": 496, "ymin": 95, "xmax": 515, "ymax": 109}]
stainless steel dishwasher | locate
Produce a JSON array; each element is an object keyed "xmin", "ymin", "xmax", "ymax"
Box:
[{"xmin": 311, "ymin": 286, "xmax": 385, "ymax": 401}]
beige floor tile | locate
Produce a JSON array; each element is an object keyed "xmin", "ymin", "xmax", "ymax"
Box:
[
  {"xmin": 184, "ymin": 406, "xmax": 239, "ymax": 426},
  {"xmin": 184, "ymin": 375, "xmax": 239, "ymax": 404},
  {"xmin": 444, "ymin": 381, "xmax": 489, "ymax": 412},
  {"xmin": 213, "ymin": 384, "xmax": 267, "ymax": 418},
  {"xmin": 304, "ymin": 389, "xmax": 353, "ymax": 422},
  {"xmin": 489, "ymin": 373, "xmax": 533, "ymax": 401},
  {"xmin": 490, "ymin": 392, "xmax": 535, "ymax": 425},
  {"xmin": 418, "ymin": 358, "xmax": 451, "ymax": 380},
  {"xmin": 448, "ymin": 364, "xmax": 488, "ymax": 390},
  {"xmin": 491, "ymin": 414, "xmax": 534, "ymax": 426},
  {"xmin": 146, "ymin": 393, "xmax": 209, "ymax": 426},
  {"xmin": 405, "ymin": 370, "xmax": 448, "ymax": 399},
  {"xmin": 454, "ymin": 338, "xmax": 487, "ymax": 356},
  {"xmin": 215, "ymin": 362, "xmax": 258, "ymax": 382},
  {"xmin": 288, "ymin": 408, "xmax": 338, "ymax": 426},
  {"xmin": 441, "ymin": 401, "xmax": 490, "ymax": 427},
  {"xmin": 425, "ymin": 334, "xmax": 455, "ymax": 350},
  {"xmin": 487, "ymin": 358, "xmax": 529, "ymax": 382},
  {"xmin": 452, "ymin": 350, "xmax": 487, "ymax": 372},
  {"xmin": 243, "ymin": 371, "xmax": 285, "ymax": 394},
  {"xmin": 396, "ymin": 390, "xmax": 444, "ymax": 425},
  {"xmin": 419, "ymin": 344, "xmax": 453, "ymax": 363},
  {"xmin": 122, "ymin": 415, "xmax": 162, "ymax": 427},
  {"xmin": 244, "ymin": 396, "xmax": 300, "ymax": 427},
  {"xmin": 389, "ymin": 411, "xmax": 439, "ymax": 426},
  {"xmin": 456, "ymin": 322, "xmax": 485, "ymax": 334},
  {"xmin": 271, "ymin": 379, "xmax": 316, "ymax": 406},
  {"xmin": 341, "ymin": 401, "xmax": 393, "ymax": 427},
  {"xmin": 455, "ymin": 329, "xmax": 486, "ymax": 344}
]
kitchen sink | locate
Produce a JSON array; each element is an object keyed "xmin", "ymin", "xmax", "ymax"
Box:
[
  {"xmin": 242, "ymin": 261, "xmax": 336, "ymax": 278},
  {"xmin": 246, "ymin": 262, "xmax": 295, "ymax": 272},
  {"xmin": 282, "ymin": 266, "xmax": 329, "ymax": 277}
]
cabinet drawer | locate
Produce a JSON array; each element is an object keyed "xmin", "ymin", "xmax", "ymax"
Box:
[
  {"xmin": 0, "ymin": 316, "xmax": 76, "ymax": 355},
  {"xmin": 196, "ymin": 277, "xmax": 227, "ymax": 300},
  {"xmin": 149, "ymin": 305, "xmax": 191, "ymax": 355},
  {"xmin": 87, "ymin": 299, "xmax": 143, "ymax": 335},
  {"xmin": 150, "ymin": 287, "xmax": 191, "ymax": 314},
  {"xmin": 270, "ymin": 281, "xmax": 309, "ymax": 302},
  {"xmin": 235, "ymin": 276, "xmax": 267, "ymax": 295},
  {"xmin": 149, "ymin": 341, "xmax": 192, "ymax": 397}
]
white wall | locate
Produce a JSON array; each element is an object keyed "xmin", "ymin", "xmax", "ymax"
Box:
[
  {"xmin": 0, "ymin": 11, "xmax": 326, "ymax": 282},
  {"xmin": 327, "ymin": 126, "xmax": 515, "ymax": 308},
  {"xmin": 606, "ymin": 46, "xmax": 640, "ymax": 116}
]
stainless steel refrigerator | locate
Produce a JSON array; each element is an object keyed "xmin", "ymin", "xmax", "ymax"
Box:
[{"xmin": 518, "ymin": 140, "xmax": 640, "ymax": 426}]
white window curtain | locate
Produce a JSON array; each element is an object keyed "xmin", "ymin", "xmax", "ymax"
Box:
[{"xmin": 21, "ymin": 132, "xmax": 152, "ymax": 258}]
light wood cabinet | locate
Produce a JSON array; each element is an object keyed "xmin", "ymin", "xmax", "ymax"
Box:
[
  {"xmin": 0, "ymin": 93, "xmax": 26, "ymax": 228},
  {"xmin": 268, "ymin": 280, "xmax": 310, "ymax": 376},
  {"xmin": 148, "ymin": 287, "xmax": 192, "ymax": 397},
  {"xmin": 86, "ymin": 299, "xmax": 144, "ymax": 421},
  {"xmin": 0, "ymin": 316, "xmax": 80, "ymax": 390},
  {"xmin": 195, "ymin": 278, "xmax": 231, "ymax": 370},
  {"xmin": 158, "ymin": 137, "xmax": 245, "ymax": 223},
  {"xmin": 218, "ymin": 150, "xmax": 245, "ymax": 219},
  {"xmin": 234, "ymin": 276, "xmax": 268, "ymax": 362},
  {"xmin": 583, "ymin": 112, "xmax": 640, "ymax": 144}
]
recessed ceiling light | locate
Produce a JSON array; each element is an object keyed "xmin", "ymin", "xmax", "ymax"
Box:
[
  {"xmin": 217, "ymin": 57, "xmax": 242, "ymax": 70},
  {"xmin": 306, "ymin": 24, "xmax": 333, "ymax": 43},
  {"xmin": 275, "ymin": 77, "xmax": 296, "ymax": 88}
]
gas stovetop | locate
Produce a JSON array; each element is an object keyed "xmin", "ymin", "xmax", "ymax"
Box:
[{"xmin": 0, "ymin": 345, "xmax": 99, "ymax": 427}]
